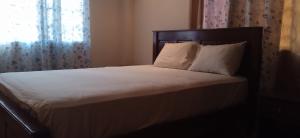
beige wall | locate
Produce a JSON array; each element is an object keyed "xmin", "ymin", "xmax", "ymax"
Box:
[
  {"xmin": 119, "ymin": 0, "xmax": 134, "ymax": 66},
  {"xmin": 90, "ymin": 0, "xmax": 133, "ymax": 67},
  {"xmin": 90, "ymin": 0, "xmax": 191, "ymax": 66},
  {"xmin": 132, "ymin": 0, "xmax": 191, "ymax": 64}
]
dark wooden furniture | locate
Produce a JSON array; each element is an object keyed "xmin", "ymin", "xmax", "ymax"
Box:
[
  {"xmin": 259, "ymin": 94, "xmax": 300, "ymax": 138},
  {"xmin": 0, "ymin": 92, "xmax": 50, "ymax": 138},
  {"xmin": 0, "ymin": 27, "xmax": 263, "ymax": 138}
]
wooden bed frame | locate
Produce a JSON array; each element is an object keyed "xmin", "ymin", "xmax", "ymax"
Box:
[{"xmin": 0, "ymin": 27, "xmax": 263, "ymax": 138}]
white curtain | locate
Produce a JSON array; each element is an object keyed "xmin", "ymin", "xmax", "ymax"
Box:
[{"xmin": 0, "ymin": 0, "xmax": 90, "ymax": 72}]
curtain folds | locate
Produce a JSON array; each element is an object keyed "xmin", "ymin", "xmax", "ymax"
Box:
[
  {"xmin": 0, "ymin": 0, "xmax": 90, "ymax": 73},
  {"xmin": 190, "ymin": 0, "xmax": 203, "ymax": 29},
  {"xmin": 276, "ymin": 0, "xmax": 300, "ymax": 93},
  {"xmin": 200, "ymin": 0, "xmax": 284, "ymax": 93},
  {"xmin": 280, "ymin": 0, "xmax": 300, "ymax": 54}
]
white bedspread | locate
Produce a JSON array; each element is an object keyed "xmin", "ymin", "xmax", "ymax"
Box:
[{"xmin": 0, "ymin": 65, "xmax": 247, "ymax": 138}]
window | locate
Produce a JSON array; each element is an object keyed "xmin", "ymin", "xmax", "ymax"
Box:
[{"xmin": 0, "ymin": 0, "xmax": 88, "ymax": 44}]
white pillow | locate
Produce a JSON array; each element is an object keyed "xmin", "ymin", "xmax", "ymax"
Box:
[
  {"xmin": 154, "ymin": 42, "xmax": 199, "ymax": 70},
  {"xmin": 188, "ymin": 42, "xmax": 246, "ymax": 75}
]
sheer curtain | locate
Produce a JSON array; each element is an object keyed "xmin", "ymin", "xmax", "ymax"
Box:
[
  {"xmin": 202, "ymin": 0, "xmax": 230, "ymax": 29},
  {"xmin": 0, "ymin": 0, "xmax": 90, "ymax": 73}
]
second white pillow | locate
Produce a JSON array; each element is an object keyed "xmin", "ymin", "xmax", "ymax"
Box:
[{"xmin": 188, "ymin": 42, "xmax": 246, "ymax": 75}]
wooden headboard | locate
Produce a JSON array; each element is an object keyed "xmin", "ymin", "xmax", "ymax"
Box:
[{"xmin": 153, "ymin": 27, "xmax": 263, "ymax": 108}]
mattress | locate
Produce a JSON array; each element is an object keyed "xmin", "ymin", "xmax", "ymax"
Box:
[{"xmin": 0, "ymin": 65, "xmax": 247, "ymax": 138}]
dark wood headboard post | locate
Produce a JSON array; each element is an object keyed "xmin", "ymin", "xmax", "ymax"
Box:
[
  {"xmin": 153, "ymin": 31, "xmax": 159, "ymax": 63},
  {"xmin": 153, "ymin": 27, "xmax": 263, "ymax": 135}
]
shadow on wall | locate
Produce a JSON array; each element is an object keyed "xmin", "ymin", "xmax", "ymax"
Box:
[{"xmin": 275, "ymin": 50, "xmax": 300, "ymax": 94}]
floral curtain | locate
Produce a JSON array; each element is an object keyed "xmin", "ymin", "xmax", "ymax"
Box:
[
  {"xmin": 0, "ymin": 0, "xmax": 90, "ymax": 73},
  {"xmin": 203, "ymin": 0, "xmax": 230, "ymax": 28},
  {"xmin": 202, "ymin": 0, "xmax": 284, "ymax": 93}
]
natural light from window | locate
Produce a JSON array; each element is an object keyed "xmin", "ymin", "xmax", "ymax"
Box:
[
  {"xmin": 0, "ymin": 0, "xmax": 39, "ymax": 43},
  {"xmin": 61, "ymin": 0, "xmax": 84, "ymax": 42},
  {"xmin": 0, "ymin": 0, "xmax": 85, "ymax": 44}
]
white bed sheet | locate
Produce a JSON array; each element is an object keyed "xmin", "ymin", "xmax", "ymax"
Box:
[{"xmin": 0, "ymin": 65, "xmax": 247, "ymax": 138}]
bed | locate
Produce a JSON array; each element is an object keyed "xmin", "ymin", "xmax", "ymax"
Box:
[{"xmin": 0, "ymin": 27, "xmax": 263, "ymax": 138}]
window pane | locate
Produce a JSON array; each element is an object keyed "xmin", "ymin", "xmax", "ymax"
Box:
[
  {"xmin": 0, "ymin": 0, "xmax": 39, "ymax": 43},
  {"xmin": 47, "ymin": 0, "xmax": 54, "ymax": 41},
  {"xmin": 0, "ymin": 0, "xmax": 86, "ymax": 43},
  {"xmin": 61, "ymin": 0, "xmax": 84, "ymax": 42}
]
